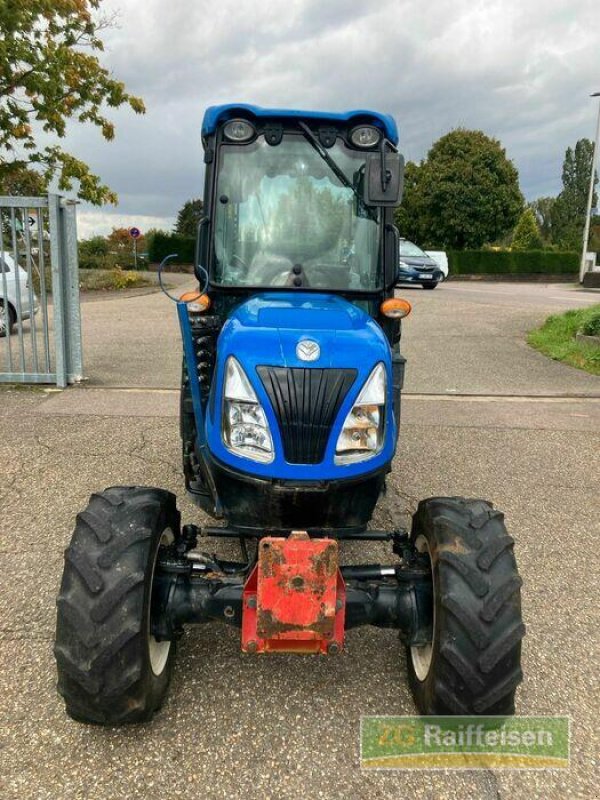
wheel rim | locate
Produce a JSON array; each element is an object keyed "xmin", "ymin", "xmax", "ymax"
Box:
[
  {"xmin": 410, "ymin": 534, "xmax": 435, "ymax": 681},
  {"xmin": 148, "ymin": 528, "xmax": 174, "ymax": 676}
]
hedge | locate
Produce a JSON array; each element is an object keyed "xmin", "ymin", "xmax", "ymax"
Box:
[
  {"xmin": 148, "ymin": 232, "xmax": 195, "ymax": 264},
  {"xmin": 448, "ymin": 250, "xmax": 579, "ymax": 275}
]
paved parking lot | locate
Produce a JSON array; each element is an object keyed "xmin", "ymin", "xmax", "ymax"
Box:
[{"xmin": 1, "ymin": 281, "xmax": 598, "ymax": 799}]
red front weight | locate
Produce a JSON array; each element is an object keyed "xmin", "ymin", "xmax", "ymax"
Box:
[{"xmin": 242, "ymin": 531, "xmax": 345, "ymax": 654}]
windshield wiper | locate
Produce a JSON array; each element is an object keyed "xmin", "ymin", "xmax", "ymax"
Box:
[{"xmin": 297, "ymin": 121, "xmax": 377, "ymax": 221}]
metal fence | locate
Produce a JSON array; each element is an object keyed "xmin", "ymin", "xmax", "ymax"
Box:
[{"xmin": 0, "ymin": 195, "xmax": 82, "ymax": 387}]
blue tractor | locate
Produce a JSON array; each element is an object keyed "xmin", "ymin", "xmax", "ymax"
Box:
[{"xmin": 55, "ymin": 105, "xmax": 524, "ymax": 724}]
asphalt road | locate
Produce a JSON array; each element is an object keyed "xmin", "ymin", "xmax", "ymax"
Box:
[
  {"xmin": 1, "ymin": 281, "xmax": 599, "ymax": 799},
  {"xmin": 78, "ymin": 278, "xmax": 600, "ymax": 395}
]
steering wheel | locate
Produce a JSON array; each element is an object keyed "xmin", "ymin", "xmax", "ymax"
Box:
[{"xmin": 266, "ymin": 269, "xmax": 311, "ymax": 287}]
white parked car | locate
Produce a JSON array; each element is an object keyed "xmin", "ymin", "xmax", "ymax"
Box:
[
  {"xmin": 0, "ymin": 252, "xmax": 39, "ymax": 336},
  {"xmin": 424, "ymin": 250, "xmax": 449, "ymax": 280}
]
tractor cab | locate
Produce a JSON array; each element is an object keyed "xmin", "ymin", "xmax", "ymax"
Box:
[{"xmin": 197, "ymin": 104, "xmax": 404, "ymax": 324}]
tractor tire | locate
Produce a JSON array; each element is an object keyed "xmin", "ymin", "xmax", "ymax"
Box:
[
  {"xmin": 406, "ymin": 496, "xmax": 525, "ymax": 715},
  {"xmin": 55, "ymin": 486, "xmax": 180, "ymax": 725}
]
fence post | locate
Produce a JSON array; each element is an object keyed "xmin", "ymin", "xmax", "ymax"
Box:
[
  {"xmin": 61, "ymin": 199, "xmax": 83, "ymax": 382},
  {"xmin": 48, "ymin": 193, "xmax": 68, "ymax": 388}
]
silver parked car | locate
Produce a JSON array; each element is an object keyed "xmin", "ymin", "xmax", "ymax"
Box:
[{"xmin": 0, "ymin": 253, "xmax": 39, "ymax": 336}]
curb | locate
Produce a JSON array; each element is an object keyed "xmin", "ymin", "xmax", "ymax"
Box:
[{"xmin": 576, "ymin": 332, "xmax": 600, "ymax": 349}]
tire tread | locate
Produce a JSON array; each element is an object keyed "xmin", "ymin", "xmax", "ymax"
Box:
[
  {"xmin": 55, "ymin": 486, "xmax": 178, "ymax": 725},
  {"xmin": 407, "ymin": 496, "xmax": 525, "ymax": 715}
]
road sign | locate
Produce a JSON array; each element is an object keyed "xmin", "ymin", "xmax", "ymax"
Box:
[{"xmin": 128, "ymin": 226, "xmax": 141, "ymax": 239}]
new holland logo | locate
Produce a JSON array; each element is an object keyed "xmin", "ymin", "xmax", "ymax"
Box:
[{"xmin": 296, "ymin": 339, "xmax": 320, "ymax": 362}]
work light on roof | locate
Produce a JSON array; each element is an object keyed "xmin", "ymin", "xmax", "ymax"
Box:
[
  {"xmin": 349, "ymin": 125, "xmax": 381, "ymax": 148},
  {"xmin": 223, "ymin": 119, "xmax": 255, "ymax": 142}
]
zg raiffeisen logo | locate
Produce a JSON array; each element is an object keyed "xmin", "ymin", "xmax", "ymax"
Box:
[{"xmin": 360, "ymin": 716, "xmax": 570, "ymax": 769}]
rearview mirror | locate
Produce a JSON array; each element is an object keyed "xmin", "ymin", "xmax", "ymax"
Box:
[{"xmin": 364, "ymin": 152, "xmax": 404, "ymax": 207}]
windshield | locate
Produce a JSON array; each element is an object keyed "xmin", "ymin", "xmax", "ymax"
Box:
[
  {"xmin": 212, "ymin": 134, "xmax": 381, "ymax": 290},
  {"xmin": 399, "ymin": 240, "xmax": 428, "ymax": 258}
]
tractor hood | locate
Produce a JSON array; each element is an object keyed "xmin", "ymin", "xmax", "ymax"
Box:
[
  {"xmin": 217, "ymin": 292, "xmax": 391, "ymax": 370},
  {"xmin": 206, "ymin": 292, "xmax": 396, "ymax": 481}
]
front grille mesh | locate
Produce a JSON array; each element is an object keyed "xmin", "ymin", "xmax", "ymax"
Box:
[{"xmin": 257, "ymin": 366, "xmax": 357, "ymax": 464}]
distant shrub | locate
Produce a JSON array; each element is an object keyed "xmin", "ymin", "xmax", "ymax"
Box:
[
  {"xmin": 79, "ymin": 236, "xmax": 109, "ymax": 258},
  {"xmin": 110, "ymin": 267, "xmax": 140, "ymax": 289},
  {"xmin": 78, "ymin": 251, "xmax": 120, "ymax": 270},
  {"xmin": 78, "ymin": 268, "xmax": 153, "ymax": 291},
  {"xmin": 448, "ymin": 250, "xmax": 578, "ymax": 275},
  {"xmin": 148, "ymin": 232, "xmax": 195, "ymax": 264}
]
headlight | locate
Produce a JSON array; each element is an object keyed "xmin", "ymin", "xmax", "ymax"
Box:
[
  {"xmin": 222, "ymin": 357, "xmax": 274, "ymax": 463},
  {"xmin": 349, "ymin": 125, "xmax": 382, "ymax": 148},
  {"xmin": 335, "ymin": 363, "xmax": 386, "ymax": 464}
]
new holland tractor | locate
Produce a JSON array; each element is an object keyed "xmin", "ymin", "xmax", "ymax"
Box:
[{"xmin": 55, "ymin": 104, "xmax": 525, "ymax": 724}]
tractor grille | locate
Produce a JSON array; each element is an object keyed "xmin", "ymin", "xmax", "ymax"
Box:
[{"xmin": 257, "ymin": 366, "xmax": 357, "ymax": 464}]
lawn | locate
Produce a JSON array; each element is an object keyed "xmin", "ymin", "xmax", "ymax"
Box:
[{"xmin": 528, "ymin": 303, "xmax": 600, "ymax": 376}]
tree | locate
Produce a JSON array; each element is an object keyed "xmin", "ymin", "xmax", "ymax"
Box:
[
  {"xmin": 529, "ymin": 197, "xmax": 555, "ymax": 242},
  {"xmin": 394, "ymin": 161, "xmax": 428, "ymax": 243},
  {"xmin": 175, "ymin": 199, "xmax": 204, "ymax": 237},
  {"xmin": 143, "ymin": 227, "xmax": 167, "ymax": 259},
  {"xmin": 511, "ymin": 208, "xmax": 543, "ymax": 250},
  {"xmin": 395, "ymin": 129, "xmax": 523, "ymax": 249},
  {"xmin": 0, "ymin": 163, "xmax": 47, "ymax": 195},
  {"xmin": 0, "ymin": 1, "xmax": 145, "ymax": 204},
  {"xmin": 106, "ymin": 227, "xmax": 144, "ymax": 266},
  {"xmin": 551, "ymin": 139, "xmax": 598, "ymax": 249}
]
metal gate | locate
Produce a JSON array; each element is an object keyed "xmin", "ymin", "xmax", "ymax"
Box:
[{"xmin": 0, "ymin": 195, "xmax": 82, "ymax": 387}]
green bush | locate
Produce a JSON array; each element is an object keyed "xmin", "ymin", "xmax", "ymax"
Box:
[
  {"xmin": 78, "ymin": 251, "xmax": 120, "ymax": 270},
  {"xmin": 78, "ymin": 234, "xmax": 148, "ymax": 270},
  {"xmin": 77, "ymin": 236, "xmax": 117, "ymax": 270},
  {"xmin": 110, "ymin": 267, "xmax": 141, "ymax": 290},
  {"xmin": 448, "ymin": 250, "xmax": 579, "ymax": 275},
  {"xmin": 148, "ymin": 232, "xmax": 195, "ymax": 264},
  {"xmin": 580, "ymin": 311, "xmax": 600, "ymax": 336},
  {"xmin": 79, "ymin": 235, "xmax": 109, "ymax": 258},
  {"xmin": 78, "ymin": 268, "xmax": 154, "ymax": 291}
]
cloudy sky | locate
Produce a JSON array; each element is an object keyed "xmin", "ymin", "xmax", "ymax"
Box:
[{"xmin": 68, "ymin": 0, "xmax": 599, "ymax": 237}]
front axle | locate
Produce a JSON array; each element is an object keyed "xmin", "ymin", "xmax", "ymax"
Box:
[{"xmin": 152, "ymin": 529, "xmax": 432, "ymax": 653}]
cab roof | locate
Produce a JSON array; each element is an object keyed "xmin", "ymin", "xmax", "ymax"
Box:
[{"xmin": 201, "ymin": 103, "xmax": 399, "ymax": 146}]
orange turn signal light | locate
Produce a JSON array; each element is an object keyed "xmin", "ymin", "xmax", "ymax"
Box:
[
  {"xmin": 380, "ymin": 298, "xmax": 412, "ymax": 319},
  {"xmin": 179, "ymin": 291, "xmax": 211, "ymax": 313}
]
